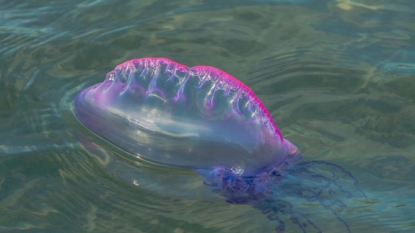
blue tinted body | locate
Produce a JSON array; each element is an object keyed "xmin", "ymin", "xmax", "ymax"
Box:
[{"xmin": 74, "ymin": 58, "xmax": 298, "ymax": 176}]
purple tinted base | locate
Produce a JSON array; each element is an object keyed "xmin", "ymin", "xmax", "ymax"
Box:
[
  {"xmin": 196, "ymin": 156, "xmax": 366, "ymax": 233},
  {"xmin": 197, "ymin": 154, "xmax": 302, "ymax": 203}
]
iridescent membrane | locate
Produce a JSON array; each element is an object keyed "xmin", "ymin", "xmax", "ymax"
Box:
[{"xmin": 74, "ymin": 58, "xmax": 298, "ymax": 177}]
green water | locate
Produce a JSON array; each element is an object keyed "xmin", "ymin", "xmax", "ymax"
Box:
[{"xmin": 0, "ymin": 0, "xmax": 414, "ymax": 232}]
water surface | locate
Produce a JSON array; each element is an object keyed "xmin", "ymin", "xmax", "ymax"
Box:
[{"xmin": 0, "ymin": 0, "xmax": 414, "ymax": 232}]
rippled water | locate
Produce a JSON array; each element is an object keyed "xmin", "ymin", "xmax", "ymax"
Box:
[{"xmin": 1, "ymin": 0, "xmax": 414, "ymax": 232}]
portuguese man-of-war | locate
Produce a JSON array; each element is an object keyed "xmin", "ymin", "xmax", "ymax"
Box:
[{"xmin": 74, "ymin": 58, "xmax": 365, "ymax": 233}]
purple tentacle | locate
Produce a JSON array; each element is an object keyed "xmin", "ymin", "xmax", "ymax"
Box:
[{"xmin": 197, "ymin": 159, "xmax": 365, "ymax": 232}]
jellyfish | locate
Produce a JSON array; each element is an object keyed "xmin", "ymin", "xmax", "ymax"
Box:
[{"xmin": 74, "ymin": 58, "xmax": 365, "ymax": 233}]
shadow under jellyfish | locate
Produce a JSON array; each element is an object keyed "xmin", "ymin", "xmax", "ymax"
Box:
[{"xmin": 74, "ymin": 58, "xmax": 365, "ymax": 233}]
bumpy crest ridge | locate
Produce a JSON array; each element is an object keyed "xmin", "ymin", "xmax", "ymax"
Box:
[{"xmin": 111, "ymin": 57, "xmax": 282, "ymax": 140}]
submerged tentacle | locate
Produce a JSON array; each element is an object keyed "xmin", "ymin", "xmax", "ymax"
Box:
[
  {"xmin": 296, "ymin": 160, "xmax": 367, "ymax": 199},
  {"xmin": 253, "ymin": 198, "xmax": 322, "ymax": 233},
  {"xmin": 266, "ymin": 160, "xmax": 365, "ymax": 232},
  {"xmin": 198, "ymin": 158, "xmax": 365, "ymax": 232}
]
